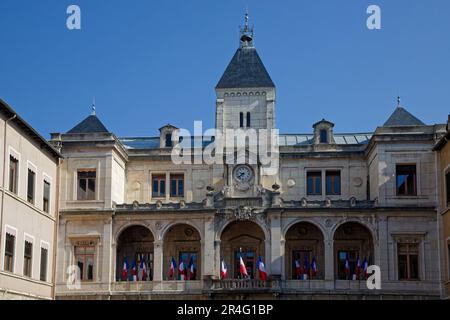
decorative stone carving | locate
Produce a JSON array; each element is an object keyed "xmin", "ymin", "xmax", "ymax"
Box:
[
  {"xmin": 301, "ymin": 198, "xmax": 308, "ymax": 208},
  {"xmin": 132, "ymin": 200, "xmax": 139, "ymax": 210},
  {"xmin": 179, "ymin": 200, "xmax": 186, "ymax": 209},
  {"xmin": 287, "ymin": 179, "xmax": 296, "ymax": 188},
  {"xmin": 155, "ymin": 221, "xmax": 162, "ymax": 230},
  {"xmin": 349, "ymin": 197, "xmax": 357, "ymax": 207},
  {"xmin": 156, "ymin": 200, "xmax": 163, "ymax": 209},
  {"xmin": 325, "ymin": 198, "xmax": 332, "ymax": 208}
]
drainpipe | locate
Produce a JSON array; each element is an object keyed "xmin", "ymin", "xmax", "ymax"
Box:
[
  {"xmin": 0, "ymin": 114, "xmax": 17, "ymax": 271},
  {"xmin": 50, "ymin": 157, "xmax": 61, "ymax": 300}
]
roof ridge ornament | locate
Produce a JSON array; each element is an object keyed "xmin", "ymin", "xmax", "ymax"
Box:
[
  {"xmin": 240, "ymin": 11, "xmax": 254, "ymax": 47},
  {"xmin": 91, "ymin": 97, "xmax": 96, "ymax": 116},
  {"xmin": 397, "ymin": 96, "xmax": 401, "ymax": 109}
]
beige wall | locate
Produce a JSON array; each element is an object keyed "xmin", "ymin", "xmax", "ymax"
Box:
[{"xmin": 0, "ymin": 113, "xmax": 58, "ymax": 300}]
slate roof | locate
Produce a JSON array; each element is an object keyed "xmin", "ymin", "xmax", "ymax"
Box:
[
  {"xmin": 67, "ymin": 115, "xmax": 109, "ymax": 134},
  {"xmin": 383, "ymin": 107, "xmax": 425, "ymax": 127},
  {"xmin": 120, "ymin": 133, "xmax": 372, "ymax": 150},
  {"xmin": 216, "ymin": 46, "xmax": 275, "ymax": 89}
]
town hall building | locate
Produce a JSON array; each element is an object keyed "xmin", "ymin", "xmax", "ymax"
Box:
[{"xmin": 50, "ymin": 16, "xmax": 446, "ymax": 299}]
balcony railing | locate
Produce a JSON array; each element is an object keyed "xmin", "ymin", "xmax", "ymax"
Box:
[{"xmin": 211, "ymin": 279, "xmax": 279, "ymax": 291}]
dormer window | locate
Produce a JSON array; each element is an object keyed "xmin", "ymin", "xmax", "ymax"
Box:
[
  {"xmin": 313, "ymin": 119, "xmax": 335, "ymax": 145},
  {"xmin": 320, "ymin": 129, "xmax": 328, "ymax": 143},
  {"xmin": 159, "ymin": 124, "xmax": 178, "ymax": 148}
]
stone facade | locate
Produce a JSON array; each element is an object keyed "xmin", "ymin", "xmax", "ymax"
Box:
[
  {"xmin": 47, "ymin": 22, "xmax": 448, "ymax": 300},
  {"xmin": 433, "ymin": 115, "xmax": 450, "ymax": 299}
]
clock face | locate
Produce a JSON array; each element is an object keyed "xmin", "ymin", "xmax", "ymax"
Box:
[{"xmin": 233, "ymin": 165, "xmax": 253, "ymax": 183}]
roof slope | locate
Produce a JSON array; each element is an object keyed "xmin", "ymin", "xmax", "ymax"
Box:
[
  {"xmin": 67, "ymin": 115, "xmax": 109, "ymax": 134},
  {"xmin": 383, "ymin": 107, "xmax": 425, "ymax": 127},
  {"xmin": 216, "ymin": 47, "xmax": 275, "ymax": 89}
]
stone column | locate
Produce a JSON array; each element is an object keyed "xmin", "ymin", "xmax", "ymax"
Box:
[
  {"xmin": 377, "ymin": 216, "xmax": 389, "ymax": 282},
  {"xmin": 324, "ymin": 239, "xmax": 334, "ymax": 283},
  {"xmin": 102, "ymin": 219, "xmax": 112, "ymax": 287},
  {"xmin": 202, "ymin": 218, "xmax": 215, "ymax": 279},
  {"xmin": 269, "ymin": 212, "xmax": 282, "ymax": 278},
  {"xmin": 153, "ymin": 240, "xmax": 163, "ymax": 282}
]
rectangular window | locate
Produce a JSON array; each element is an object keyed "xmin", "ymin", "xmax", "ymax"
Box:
[
  {"xmin": 75, "ymin": 245, "xmax": 95, "ymax": 281},
  {"xmin": 165, "ymin": 133, "xmax": 173, "ymax": 147},
  {"xmin": 246, "ymin": 112, "xmax": 251, "ymax": 127},
  {"xmin": 320, "ymin": 129, "xmax": 328, "ymax": 143},
  {"xmin": 326, "ymin": 171, "xmax": 341, "ymax": 195},
  {"xmin": 40, "ymin": 247, "xmax": 48, "ymax": 282},
  {"xmin": 43, "ymin": 181, "xmax": 50, "ymax": 213},
  {"xmin": 152, "ymin": 174, "xmax": 166, "ymax": 198},
  {"xmin": 170, "ymin": 174, "xmax": 184, "ymax": 197},
  {"xmin": 27, "ymin": 168, "xmax": 35, "ymax": 204},
  {"xmin": 77, "ymin": 170, "xmax": 96, "ymax": 200},
  {"xmin": 307, "ymin": 171, "xmax": 322, "ymax": 195},
  {"xmin": 398, "ymin": 243, "xmax": 419, "ymax": 280},
  {"xmin": 445, "ymin": 171, "xmax": 450, "ymax": 206},
  {"xmin": 239, "ymin": 112, "xmax": 244, "ymax": 128},
  {"xmin": 23, "ymin": 240, "xmax": 33, "ymax": 277},
  {"xmin": 9, "ymin": 155, "xmax": 18, "ymax": 194},
  {"xmin": 396, "ymin": 164, "xmax": 417, "ymax": 196},
  {"xmin": 4, "ymin": 233, "xmax": 15, "ymax": 272}
]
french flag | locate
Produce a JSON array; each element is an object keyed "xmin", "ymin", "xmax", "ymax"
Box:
[
  {"xmin": 295, "ymin": 259, "xmax": 302, "ymax": 279},
  {"xmin": 168, "ymin": 257, "xmax": 177, "ymax": 279},
  {"xmin": 239, "ymin": 254, "xmax": 248, "ymax": 278},
  {"xmin": 220, "ymin": 258, "xmax": 228, "ymax": 280},
  {"xmin": 179, "ymin": 259, "xmax": 186, "ymax": 280},
  {"xmin": 139, "ymin": 255, "xmax": 147, "ymax": 281},
  {"xmin": 311, "ymin": 257, "xmax": 317, "ymax": 277},
  {"xmin": 362, "ymin": 258, "xmax": 369, "ymax": 279},
  {"xmin": 355, "ymin": 256, "xmax": 361, "ymax": 279},
  {"xmin": 303, "ymin": 255, "xmax": 309, "ymax": 280},
  {"xmin": 188, "ymin": 256, "xmax": 196, "ymax": 280},
  {"xmin": 131, "ymin": 259, "xmax": 137, "ymax": 281},
  {"xmin": 122, "ymin": 258, "xmax": 128, "ymax": 281},
  {"xmin": 344, "ymin": 255, "xmax": 350, "ymax": 279},
  {"xmin": 257, "ymin": 256, "xmax": 267, "ymax": 281}
]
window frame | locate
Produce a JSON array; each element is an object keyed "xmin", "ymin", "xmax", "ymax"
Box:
[
  {"xmin": 239, "ymin": 112, "xmax": 244, "ymax": 128},
  {"xmin": 319, "ymin": 129, "xmax": 328, "ymax": 143},
  {"xmin": 151, "ymin": 173, "xmax": 166, "ymax": 198},
  {"xmin": 3, "ymin": 225, "xmax": 17, "ymax": 273},
  {"xmin": 26, "ymin": 161, "xmax": 37, "ymax": 205},
  {"xmin": 74, "ymin": 245, "xmax": 95, "ymax": 282},
  {"xmin": 170, "ymin": 173, "xmax": 184, "ymax": 198},
  {"xmin": 77, "ymin": 169, "xmax": 97, "ymax": 201},
  {"xmin": 23, "ymin": 236, "xmax": 34, "ymax": 278},
  {"xmin": 8, "ymin": 147, "xmax": 20, "ymax": 196},
  {"xmin": 43, "ymin": 179, "xmax": 51, "ymax": 213},
  {"xmin": 246, "ymin": 112, "xmax": 251, "ymax": 127},
  {"xmin": 396, "ymin": 164, "xmax": 417, "ymax": 196},
  {"xmin": 445, "ymin": 169, "xmax": 450, "ymax": 207},
  {"xmin": 397, "ymin": 242, "xmax": 420, "ymax": 281},
  {"xmin": 307, "ymin": 171, "xmax": 322, "ymax": 196},
  {"xmin": 39, "ymin": 241, "xmax": 50, "ymax": 282},
  {"xmin": 326, "ymin": 170, "xmax": 341, "ymax": 195}
]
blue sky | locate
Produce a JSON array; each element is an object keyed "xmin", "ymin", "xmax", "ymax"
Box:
[{"xmin": 0, "ymin": 0, "xmax": 449, "ymax": 138}]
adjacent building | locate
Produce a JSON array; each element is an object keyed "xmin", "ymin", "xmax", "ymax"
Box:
[
  {"xmin": 433, "ymin": 115, "xmax": 450, "ymax": 299},
  {"xmin": 51, "ymin": 17, "xmax": 447, "ymax": 300},
  {"xmin": 0, "ymin": 99, "xmax": 61, "ymax": 299}
]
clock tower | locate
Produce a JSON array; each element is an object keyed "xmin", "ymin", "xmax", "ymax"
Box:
[{"xmin": 215, "ymin": 13, "xmax": 277, "ymax": 198}]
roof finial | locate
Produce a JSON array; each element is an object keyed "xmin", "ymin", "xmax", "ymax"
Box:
[
  {"xmin": 91, "ymin": 98, "xmax": 96, "ymax": 116},
  {"xmin": 397, "ymin": 96, "xmax": 401, "ymax": 108},
  {"xmin": 240, "ymin": 11, "xmax": 254, "ymax": 47}
]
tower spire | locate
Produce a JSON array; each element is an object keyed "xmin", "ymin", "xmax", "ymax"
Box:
[{"xmin": 240, "ymin": 11, "xmax": 254, "ymax": 47}]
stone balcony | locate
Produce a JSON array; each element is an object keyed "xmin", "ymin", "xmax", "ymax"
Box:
[{"xmin": 55, "ymin": 279, "xmax": 440, "ymax": 300}]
